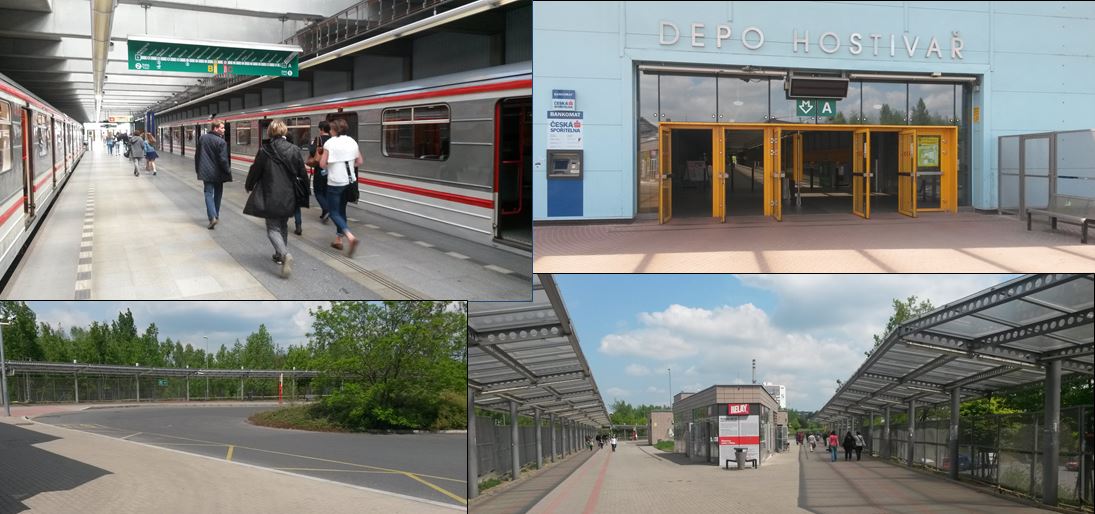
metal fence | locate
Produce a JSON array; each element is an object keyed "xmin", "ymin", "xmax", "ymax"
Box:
[
  {"xmin": 867, "ymin": 405, "xmax": 1093, "ymax": 507},
  {"xmin": 5, "ymin": 372, "xmax": 333, "ymax": 404},
  {"xmin": 474, "ymin": 415, "xmax": 591, "ymax": 480}
]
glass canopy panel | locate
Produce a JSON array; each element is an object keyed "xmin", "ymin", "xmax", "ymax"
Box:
[
  {"xmin": 1026, "ymin": 278, "xmax": 1095, "ymax": 310},
  {"xmin": 1002, "ymin": 334, "xmax": 1077, "ymax": 352},
  {"xmin": 979, "ymin": 298, "xmax": 1061, "ymax": 326},
  {"xmin": 932, "ymin": 315, "xmax": 1011, "ymax": 338}
]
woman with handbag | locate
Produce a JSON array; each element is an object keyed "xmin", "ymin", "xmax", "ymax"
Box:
[
  {"xmin": 244, "ymin": 119, "xmax": 309, "ymax": 278},
  {"xmin": 319, "ymin": 117, "xmax": 363, "ymax": 257},
  {"xmin": 306, "ymin": 121, "xmax": 332, "ymax": 224}
]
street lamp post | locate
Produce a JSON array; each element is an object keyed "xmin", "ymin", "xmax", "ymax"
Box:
[
  {"xmin": 202, "ymin": 336, "xmax": 210, "ymax": 401},
  {"xmin": 0, "ymin": 320, "xmax": 10, "ymax": 417},
  {"xmin": 667, "ymin": 368, "xmax": 672, "ymax": 408}
]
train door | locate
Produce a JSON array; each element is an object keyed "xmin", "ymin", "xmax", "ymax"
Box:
[
  {"xmin": 21, "ymin": 108, "xmax": 34, "ymax": 222},
  {"xmin": 494, "ymin": 97, "xmax": 531, "ymax": 249},
  {"xmin": 223, "ymin": 122, "xmax": 231, "ymax": 163}
]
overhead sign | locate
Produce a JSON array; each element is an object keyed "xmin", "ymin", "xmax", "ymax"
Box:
[
  {"xmin": 108, "ymin": 115, "xmax": 132, "ymax": 123},
  {"xmin": 547, "ymin": 110, "xmax": 583, "ymax": 150},
  {"xmin": 796, "ymin": 99, "xmax": 836, "ymax": 117},
  {"xmin": 127, "ymin": 35, "xmax": 302, "ymax": 77},
  {"xmin": 728, "ymin": 403, "xmax": 751, "ymax": 416},
  {"xmin": 552, "ymin": 89, "xmax": 576, "ymax": 110}
]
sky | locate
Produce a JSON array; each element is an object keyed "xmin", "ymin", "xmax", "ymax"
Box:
[
  {"xmin": 552, "ymin": 274, "xmax": 1019, "ymax": 413},
  {"xmin": 27, "ymin": 301, "xmax": 330, "ymax": 354}
]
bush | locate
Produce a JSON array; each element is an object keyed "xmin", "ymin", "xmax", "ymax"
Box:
[{"xmin": 312, "ymin": 382, "xmax": 466, "ymax": 431}]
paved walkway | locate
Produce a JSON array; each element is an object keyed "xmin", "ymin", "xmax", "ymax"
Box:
[
  {"xmin": 0, "ymin": 416, "xmax": 458, "ymax": 513},
  {"xmin": 471, "ymin": 445, "xmax": 599, "ymax": 514},
  {"xmin": 3, "ymin": 146, "xmax": 529, "ymax": 300},
  {"xmin": 533, "ymin": 211, "xmax": 1095, "ymax": 272},
  {"xmin": 513, "ymin": 440, "xmax": 1055, "ymax": 514}
]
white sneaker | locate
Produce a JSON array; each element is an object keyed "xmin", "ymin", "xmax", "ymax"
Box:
[{"xmin": 281, "ymin": 253, "xmax": 293, "ymax": 278}]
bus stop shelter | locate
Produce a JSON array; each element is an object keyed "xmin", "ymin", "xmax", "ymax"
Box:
[
  {"xmin": 468, "ymin": 274, "xmax": 610, "ymax": 499},
  {"xmin": 817, "ymin": 273, "xmax": 1094, "ymax": 506}
]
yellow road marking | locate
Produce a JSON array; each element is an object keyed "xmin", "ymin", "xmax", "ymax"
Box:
[
  {"xmin": 226, "ymin": 445, "xmax": 234, "ymax": 461},
  {"xmin": 121, "ymin": 432, "xmax": 142, "ymax": 440},
  {"xmin": 273, "ymin": 468, "xmax": 403, "ymax": 474},
  {"xmin": 403, "ymin": 472, "xmax": 467, "ymax": 505}
]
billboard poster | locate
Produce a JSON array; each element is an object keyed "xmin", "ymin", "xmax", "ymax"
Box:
[{"xmin": 718, "ymin": 414, "xmax": 760, "ymax": 465}]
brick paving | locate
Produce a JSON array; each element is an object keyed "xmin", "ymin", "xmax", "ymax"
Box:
[
  {"xmin": 0, "ymin": 416, "xmax": 457, "ymax": 513},
  {"xmin": 533, "ymin": 211, "xmax": 1095, "ymax": 272},
  {"xmin": 514, "ymin": 440, "xmax": 1055, "ymax": 514}
]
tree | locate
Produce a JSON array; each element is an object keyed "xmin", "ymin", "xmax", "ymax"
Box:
[
  {"xmin": 865, "ymin": 295, "xmax": 935, "ymax": 357},
  {"xmin": 910, "ymin": 97, "xmax": 933, "ymax": 125},
  {"xmin": 0, "ymin": 301, "xmax": 42, "ymax": 361}
]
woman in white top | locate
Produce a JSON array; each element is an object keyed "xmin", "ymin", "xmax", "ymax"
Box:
[{"xmin": 319, "ymin": 118, "xmax": 363, "ymax": 257}]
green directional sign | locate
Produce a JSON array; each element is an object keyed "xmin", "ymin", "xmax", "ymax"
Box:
[
  {"xmin": 158, "ymin": 379, "xmax": 168, "ymax": 386},
  {"xmin": 796, "ymin": 98, "xmax": 837, "ymax": 117},
  {"xmin": 127, "ymin": 35, "xmax": 301, "ymax": 78}
]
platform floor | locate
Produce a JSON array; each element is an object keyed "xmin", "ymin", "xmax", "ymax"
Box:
[
  {"xmin": 1, "ymin": 147, "xmax": 530, "ymax": 300},
  {"xmin": 478, "ymin": 441, "xmax": 1057, "ymax": 514}
]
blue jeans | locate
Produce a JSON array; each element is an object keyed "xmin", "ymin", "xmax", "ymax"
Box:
[
  {"xmin": 325, "ymin": 185, "xmax": 349, "ymax": 236},
  {"xmin": 294, "ymin": 207, "xmax": 301, "ymax": 228},
  {"xmin": 830, "ymin": 446, "xmax": 838, "ymax": 462},
  {"xmin": 203, "ymin": 181, "xmax": 223, "ymax": 221}
]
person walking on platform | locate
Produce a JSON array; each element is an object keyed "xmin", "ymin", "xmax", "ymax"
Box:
[
  {"xmin": 610, "ymin": 435, "xmax": 617, "ymax": 452},
  {"xmin": 828, "ymin": 431, "xmax": 839, "ymax": 462},
  {"xmin": 243, "ymin": 120, "xmax": 308, "ymax": 279},
  {"xmin": 127, "ymin": 130, "xmax": 146, "ymax": 176},
  {"xmin": 105, "ymin": 135, "xmax": 114, "ymax": 156},
  {"xmin": 319, "ymin": 118, "xmax": 362, "ymax": 257},
  {"xmin": 307, "ymin": 121, "xmax": 332, "ymax": 224},
  {"xmin": 142, "ymin": 132, "xmax": 158, "ymax": 175},
  {"xmin": 842, "ymin": 431, "xmax": 855, "ymax": 461},
  {"xmin": 854, "ymin": 431, "xmax": 866, "ymax": 461},
  {"xmin": 807, "ymin": 433, "xmax": 815, "ymax": 452},
  {"xmin": 195, "ymin": 120, "xmax": 232, "ymax": 229},
  {"xmin": 116, "ymin": 132, "xmax": 127, "ymax": 156}
]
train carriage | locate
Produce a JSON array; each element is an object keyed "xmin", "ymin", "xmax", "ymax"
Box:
[
  {"xmin": 159, "ymin": 62, "xmax": 531, "ymax": 252},
  {"xmin": 0, "ymin": 72, "xmax": 85, "ymax": 281}
]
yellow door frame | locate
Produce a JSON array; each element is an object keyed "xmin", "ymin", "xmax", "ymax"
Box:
[
  {"xmin": 654, "ymin": 122, "xmax": 958, "ymax": 221},
  {"xmin": 852, "ymin": 128, "xmax": 871, "ymax": 218},
  {"xmin": 898, "ymin": 129, "xmax": 917, "ymax": 217}
]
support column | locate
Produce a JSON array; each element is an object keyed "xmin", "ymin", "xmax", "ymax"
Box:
[
  {"xmin": 186, "ymin": 375, "xmax": 190, "ymax": 402},
  {"xmin": 869, "ymin": 411, "xmax": 875, "ymax": 456},
  {"xmin": 136, "ymin": 376, "xmax": 140, "ymax": 402},
  {"xmin": 883, "ymin": 405, "xmax": 891, "ymax": 459},
  {"xmin": 907, "ymin": 400, "xmax": 917, "ymax": 466},
  {"xmin": 949, "ymin": 388, "xmax": 960, "ymax": 480},
  {"xmin": 561, "ymin": 419, "xmax": 567, "ymax": 456},
  {"xmin": 74, "ymin": 373, "xmax": 78, "ymax": 404},
  {"xmin": 468, "ymin": 388, "xmax": 478, "ymax": 499},
  {"xmin": 510, "ymin": 400, "xmax": 520, "ymax": 481},
  {"xmin": 1043, "ymin": 359, "xmax": 1061, "ymax": 505},
  {"xmin": 550, "ymin": 413, "xmax": 557, "ymax": 462},
  {"xmin": 535, "ymin": 408, "xmax": 543, "ymax": 469}
]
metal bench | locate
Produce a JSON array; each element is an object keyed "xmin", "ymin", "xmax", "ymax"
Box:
[
  {"xmin": 1027, "ymin": 197, "xmax": 1095, "ymax": 244},
  {"xmin": 724, "ymin": 457, "xmax": 758, "ymax": 470}
]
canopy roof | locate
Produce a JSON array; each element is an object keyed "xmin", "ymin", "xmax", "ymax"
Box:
[
  {"xmin": 817, "ymin": 274, "xmax": 1094, "ymax": 422},
  {"xmin": 469, "ymin": 275, "xmax": 610, "ymax": 427}
]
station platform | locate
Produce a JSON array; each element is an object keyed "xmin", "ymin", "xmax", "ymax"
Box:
[
  {"xmin": 0, "ymin": 147, "xmax": 530, "ymax": 300},
  {"xmin": 479, "ymin": 441, "xmax": 1057, "ymax": 514}
]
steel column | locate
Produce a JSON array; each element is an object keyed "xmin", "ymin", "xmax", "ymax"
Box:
[
  {"xmin": 468, "ymin": 388, "xmax": 478, "ymax": 499},
  {"xmin": 510, "ymin": 400, "xmax": 520, "ymax": 481},
  {"xmin": 949, "ymin": 388, "xmax": 960, "ymax": 480},
  {"xmin": 550, "ymin": 413, "xmax": 557, "ymax": 462},
  {"xmin": 1043, "ymin": 359, "xmax": 1061, "ymax": 505},
  {"xmin": 74, "ymin": 373, "xmax": 79, "ymax": 404},
  {"xmin": 535, "ymin": 409, "xmax": 543, "ymax": 468},
  {"xmin": 869, "ymin": 411, "xmax": 875, "ymax": 456},
  {"xmin": 907, "ymin": 400, "xmax": 916, "ymax": 466},
  {"xmin": 884, "ymin": 405, "xmax": 891, "ymax": 459}
]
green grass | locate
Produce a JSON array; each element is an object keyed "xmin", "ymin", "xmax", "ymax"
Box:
[
  {"xmin": 479, "ymin": 477, "xmax": 503, "ymax": 491},
  {"xmin": 654, "ymin": 440, "xmax": 675, "ymax": 452},
  {"xmin": 248, "ymin": 404, "xmax": 348, "ymax": 433}
]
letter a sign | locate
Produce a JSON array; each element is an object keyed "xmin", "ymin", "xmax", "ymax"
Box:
[{"xmin": 797, "ymin": 99, "xmax": 836, "ymax": 117}]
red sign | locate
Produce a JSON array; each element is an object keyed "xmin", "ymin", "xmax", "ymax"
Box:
[
  {"xmin": 728, "ymin": 403, "xmax": 751, "ymax": 416},
  {"xmin": 718, "ymin": 436, "xmax": 761, "ymax": 445}
]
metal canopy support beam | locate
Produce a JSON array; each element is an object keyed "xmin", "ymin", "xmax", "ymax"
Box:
[
  {"xmin": 550, "ymin": 412, "xmax": 557, "ymax": 463},
  {"xmin": 972, "ymin": 307, "xmax": 1094, "ymax": 351},
  {"xmin": 535, "ymin": 408, "xmax": 543, "ymax": 470},
  {"xmin": 869, "ymin": 411, "xmax": 875, "ymax": 456},
  {"xmin": 949, "ymin": 388, "xmax": 960, "ymax": 480},
  {"xmin": 883, "ymin": 405, "xmax": 891, "ymax": 459},
  {"xmin": 907, "ymin": 400, "xmax": 916, "ymax": 466},
  {"xmin": 510, "ymin": 400, "xmax": 520, "ymax": 481},
  {"xmin": 1043, "ymin": 359, "xmax": 1061, "ymax": 505},
  {"xmin": 901, "ymin": 274, "xmax": 1082, "ymax": 334},
  {"xmin": 468, "ymin": 388, "xmax": 478, "ymax": 499}
]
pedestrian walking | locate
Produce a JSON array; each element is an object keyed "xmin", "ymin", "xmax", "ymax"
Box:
[
  {"xmin": 807, "ymin": 433, "xmax": 816, "ymax": 452},
  {"xmin": 142, "ymin": 132, "xmax": 158, "ymax": 175},
  {"xmin": 610, "ymin": 435, "xmax": 617, "ymax": 452},
  {"xmin": 195, "ymin": 120, "xmax": 232, "ymax": 229},
  {"xmin": 127, "ymin": 130, "xmax": 146, "ymax": 176},
  {"xmin": 105, "ymin": 136, "xmax": 114, "ymax": 155},
  {"xmin": 587, "ymin": 436, "xmax": 593, "ymax": 451},
  {"xmin": 243, "ymin": 120, "xmax": 309, "ymax": 279},
  {"xmin": 319, "ymin": 118, "xmax": 362, "ymax": 256},
  {"xmin": 842, "ymin": 431, "xmax": 855, "ymax": 461},
  {"xmin": 307, "ymin": 120, "xmax": 331, "ymax": 224},
  {"xmin": 854, "ymin": 431, "xmax": 866, "ymax": 461},
  {"xmin": 597, "ymin": 435, "xmax": 604, "ymax": 449},
  {"xmin": 828, "ymin": 431, "xmax": 839, "ymax": 462}
]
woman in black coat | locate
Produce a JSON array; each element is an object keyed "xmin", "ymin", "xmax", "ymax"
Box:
[
  {"xmin": 842, "ymin": 431, "xmax": 856, "ymax": 461},
  {"xmin": 244, "ymin": 119, "xmax": 308, "ymax": 278}
]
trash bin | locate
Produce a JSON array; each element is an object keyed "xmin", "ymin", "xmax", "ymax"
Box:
[{"xmin": 735, "ymin": 447, "xmax": 747, "ymax": 470}]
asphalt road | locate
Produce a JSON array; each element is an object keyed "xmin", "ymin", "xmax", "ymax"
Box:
[{"xmin": 34, "ymin": 405, "xmax": 467, "ymax": 507}]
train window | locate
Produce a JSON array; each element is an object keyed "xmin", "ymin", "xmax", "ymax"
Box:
[
  {"xmin": 382, "ymin": 104, "xmax": 449, "ymax": 161},
  {"xmin": 0, "ymin": 101, "xmax": 9, "ymax": 173},
  {"xmin": 236, "ymin": 125, "xmax": 251, "ymax": 146},
  {"xmin": 285, "ymin": 117, "xmax": 312, "ymax": 148},
  {"xmin": 34, "ymin": 113, "xmax": 49, "ymax": 158},
  {"xmin": 186, "ymin": 129, "xmax": 194, "ymax": 141}
]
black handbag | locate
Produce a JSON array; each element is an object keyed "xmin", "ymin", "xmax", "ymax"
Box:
[
  {"xmin": 264, "ymin": 146, "xmax": 310, "ymax": 208},
  {"xmin": 341, "ymin": 161, "xmax": 360, "ymax": 203}
]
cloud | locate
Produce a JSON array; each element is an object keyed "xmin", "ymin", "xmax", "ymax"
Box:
[
  {"xmin": 605, "ymin": 387, "xmax": 630, "ymax": 399},
  {"xmin": 625, "ymin": 364, "xmax": 651, "ymax": 376}
]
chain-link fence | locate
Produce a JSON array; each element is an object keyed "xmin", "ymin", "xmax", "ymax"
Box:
[
  {"xmin": 474, "ymin": 414, "xmax": 592, "ymax": 481},
  {"xmin": 5, "ymin": 372, "xmax": 337, "ymax": 404},
  {"xmin": 867, "ymin": 405, "xmax": 1093, "ymax": 507}
]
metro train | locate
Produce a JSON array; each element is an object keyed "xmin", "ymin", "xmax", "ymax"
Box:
[
  {"xmin": 157, "ymin": 62, "xmax": 532, "ymax": 252},
  {"xmin": 0, "ymin": 72, "xmax": 85, "ymax": 280}
]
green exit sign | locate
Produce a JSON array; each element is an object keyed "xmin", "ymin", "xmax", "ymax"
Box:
[
  {"xmin": 158, "ymin": 379, "xmax": 168, "ymax": 386},
  {"xmin": 127, "ymin": 35, "xmax": 301, "ymax": 78},
  {"xmin": 796, "ymin": 99, "xmax": 837, "ymax": 117}
]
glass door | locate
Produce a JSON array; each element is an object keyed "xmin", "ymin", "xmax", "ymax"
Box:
[
  {"xmin": 898, "ymin": 129, "xmax": 917, "ymax": 217},
  {"xmin": 658, "ymin": 125, "xmax": 672, "ymax": 224},
  {"xmin": 764, "ymin": 127, "xmax": 783, "ymax": 221},
  {"xmin": 714, "ymin": 129, "xmax": 726, "ymax": 222},
  {"xmin": 852, "ymin": 128, "xmax": 871, "ymax": 218}
]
